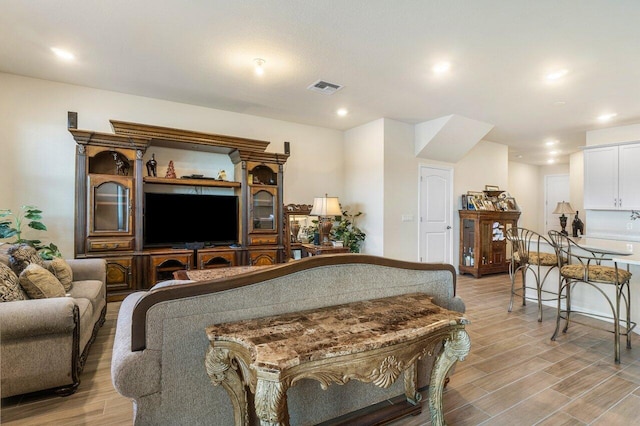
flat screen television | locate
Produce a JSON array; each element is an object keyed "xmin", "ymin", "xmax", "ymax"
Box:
[{"xmin": 144, "ymin": 192, "xmax": 239, "ymax": 247}]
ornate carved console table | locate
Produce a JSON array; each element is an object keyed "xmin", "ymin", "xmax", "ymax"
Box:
[{"xmin": 205, "ymin": 293, "xmax": 470, "ymax": 426}]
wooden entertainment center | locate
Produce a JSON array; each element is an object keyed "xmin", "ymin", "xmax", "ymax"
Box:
[{"xmin": 69, "ymin": 119, "xmax": 289, "ymax": 301}]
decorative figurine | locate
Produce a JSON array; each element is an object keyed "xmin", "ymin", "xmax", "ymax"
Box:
[
  {"xmin": 146, "ymin": 153, "xmax": 157, "ymax": 177},
  {"xmin": 217, "ymin": 170, "xmax": 227, "ymax": 181},
  {"xmin": 113, "ymin": 152, "xmax": 130, "ymax": 176},
  {"xmin": 165, "ymin": 160, "xmax": 177, "ymax": 179},
  {"xmin": 572, "ymin": 211, "xmax": 584, "ymax": 237},
  {"xmin": 290, "ymin": 220, "xmax": 300, "ymax": 242}
]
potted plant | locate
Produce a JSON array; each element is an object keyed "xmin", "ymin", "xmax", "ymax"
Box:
[
  {"xmin": 0, "ymin": 205, "xmax": 62, "ymax": 259},
  {"xmin": 332, "ymin": 210, "xmax": 366, "ymax": 253}
]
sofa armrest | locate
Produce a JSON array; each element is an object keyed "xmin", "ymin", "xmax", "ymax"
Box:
[
  {"xmin": 111, "ymin": 292, "xmax": 162, "ymax": 398},
  {"xmin": 66, "ymin": 258, "xmax": 107, "ymax": 283},
  {"xmin": 0, "ymin": 297, "xmax": 78, "ymax": 339}
]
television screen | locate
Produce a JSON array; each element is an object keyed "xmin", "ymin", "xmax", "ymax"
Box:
[{"xmin": 144, "ymin": 192, "xmax": 239, "ymax": 247}]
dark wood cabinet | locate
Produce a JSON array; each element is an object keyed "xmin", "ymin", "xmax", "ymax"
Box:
[
  {"xmin": 148, "ymin": 250, "xmax": 193, "ymax": 286},
  {"xmin": 70, "ymin": 120, "xmax": 289, "ymax": 301},
  {"xmin": 459, "ymin": 210, "xmax": 520, "ymax": 278},
  {"xmin": 105, "ymin": 257, "xmax": 135, "ymax": 294},
  {"xmin": 197, "ymin": 248, "xmax": 239, "ymax": 269}
]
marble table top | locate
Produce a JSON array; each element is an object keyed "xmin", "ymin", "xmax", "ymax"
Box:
[{"xmin": 206, "ymin": 293, "xmax": 467, "ymax": 370}]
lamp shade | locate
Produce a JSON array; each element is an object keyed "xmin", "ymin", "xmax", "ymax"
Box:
[
  {"xmin": 310, "ymin": 194, "xmax": 341, "ymax": 217},
  {"xmin": 553, "ymin": 201, "xmax": 574, "ymax": 215}
]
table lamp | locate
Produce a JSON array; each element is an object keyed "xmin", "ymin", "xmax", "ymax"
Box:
[
  {"xmin": 553, "ymin": 201, "xmax": 574, "ymax": 236},
  {"xmin": 310, "ymin": 194, "xmax": 342, "ymax": 246}
]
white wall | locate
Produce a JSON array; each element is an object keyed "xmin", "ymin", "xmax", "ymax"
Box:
[
  {"xmin": 383, "ymin": 119, "xmax": 420, "ymax": 261},
  {"xmin": 343, "ymin": 119, "xmax": 385, "ymax": 255},
  {"xmin": 508, "ymin": 162, "xmax": 539, "ymax": 231},
  {"xmin": 0, "ymin": 72, "xmax": 344, "ymax": 257},
  {"xmin": 586, "ymin": 123, "xmax": 640, "ymax": 146}
]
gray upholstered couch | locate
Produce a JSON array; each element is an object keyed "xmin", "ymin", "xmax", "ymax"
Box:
[
  {"xmin": 0, "ymin": 255, "xmax": 107, "ymax": 397},
  {"xmin": 112, "ymin": 254, "xmax": 464, "ymax": 425}
]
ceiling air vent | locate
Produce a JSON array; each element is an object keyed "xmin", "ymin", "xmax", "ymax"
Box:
[{"xmin": 307, "ymin": 80, "xmax": 344, "ymax": 95}]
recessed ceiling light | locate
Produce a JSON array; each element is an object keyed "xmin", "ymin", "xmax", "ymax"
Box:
[
  {"xmin": 549, "ymin": 150, "xmax": 559, "ymax": 156},
  {"xmin": 432, "ymin": 61, "xmax": 451, "ymax": 74},
  {"xmin": 545, "ymin": 140, "xmax": 558, "ymax": 146},
  {"xmin": 547, "ymin": 159, "xmax": 555, "ymax": 164},
  {"xmin": 336, "ymin": 108, "xmax": 348, "ymax": 117},
  {"xmin": 597, "ymin": 113, "xmax": 618, "ymax": 122},
  {"xmin": 553, "ymin": 101, "xmax": 566, "ymax": 106},
  {"xmin": 51, "ymin": 47, "xmax": 75, "ymax": 61},
  {"xmin": 253, "ymin": 58, "xmax": 265, "ymax": 76},
  {"xmin": 517, "ymin": 155, "xmax": 523, "ymax": 159},
  {"xmin": 545, "ymin": 69, "xmax": 568, "ymax": 81}
]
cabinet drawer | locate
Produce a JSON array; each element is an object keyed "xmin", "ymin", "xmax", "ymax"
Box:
[
  {"xmin": 88, "ymin": 238, "xmax": 134, "ymax": 252},
  {"xmin": 198, "ymin": 252, "xmax": 237, "ymax": 269},
  {"xmin": 249, "ymin": 234, "xmax": 278, "ymax": 245}
]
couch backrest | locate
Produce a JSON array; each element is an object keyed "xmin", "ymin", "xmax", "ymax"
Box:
[{"xmin": 131, "ymin": 254, "xmax": 456, "ymax": 351}]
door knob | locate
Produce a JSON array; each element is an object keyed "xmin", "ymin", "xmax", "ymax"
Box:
[{"xmin": 446, "ymin": 226, "xmax": 452, "ymax": 229}]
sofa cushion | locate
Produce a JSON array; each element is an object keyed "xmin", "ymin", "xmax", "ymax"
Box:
[
  {"xmin": 47, "ymin": 258, "xmax": 73, "ymax": 291},
  {"xmin": 19, "ymin": 264, "xmax": 66, "ymax": 299},
  {"xmin": 8, "ymin": 244, "xmax": 46, "ymax": 275},
  {"xmin": 0, "ymin": 262, "xmax": 27, "ymax": 302},
  {"xmin": 68, "ymin": 280, "xmax": 105, "ymax": 315}
]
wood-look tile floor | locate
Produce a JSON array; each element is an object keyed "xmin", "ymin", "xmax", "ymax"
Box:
[{"xmin": 2, "ymin": 273, "xmax": 640, "ymax": 425}]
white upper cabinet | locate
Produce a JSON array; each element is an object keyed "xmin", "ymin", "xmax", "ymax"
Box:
[{"xmin": 584, "ymin": 143, "xmax": 640, "ymax": 210}]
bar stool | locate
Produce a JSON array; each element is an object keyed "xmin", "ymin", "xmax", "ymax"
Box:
[
  {"xmin": 506, "ymin": 227, "xmax": 560, "ymax": 321},
  {"xmin": 548, "ymin": 231, "xmax": 635, "ymax": 364}
]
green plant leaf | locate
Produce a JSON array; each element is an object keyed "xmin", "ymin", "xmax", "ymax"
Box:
[
  {"xmin": 0, "ymin": 229, "xmax": 17, "ymax": 239},
  {"xmin": 0, "ymin": 210, "xmax": 12, "ymax": 218},
  {"xmin": 28, "ymin": 221, "xmax": 47, "ymax": 231},
  {"xmin": 24, "ymin": 212, "xmax": 43, "ymax": 220}
]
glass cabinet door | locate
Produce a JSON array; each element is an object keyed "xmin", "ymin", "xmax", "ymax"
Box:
[
  {"xmin": 461, "ymin": 218, "xmax": 475, "ymax": 266},
  {"xmin": 251, "ymin": 188, "xmax": 275, "ymax": 232},
  {"xmin": 89, "ymin": 175, "xmax": 133, "ymax": 235}
]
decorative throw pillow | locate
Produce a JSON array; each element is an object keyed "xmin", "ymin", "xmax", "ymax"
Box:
[
  {"xmin": 8, "ymin": 244, "xmax": 46, "ymax": 276},
  {"xmin": 0, "ymin": 262, "xmax": 27, "ymax": 302},
  {"xmin": 19, "ymin": 264, "xmax": 65, "ymax": 299},
  {"xmin": 47, "ymin": 258, "xmax": 73, "ymax": 291}
]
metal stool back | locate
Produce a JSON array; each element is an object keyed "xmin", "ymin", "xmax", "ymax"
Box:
[
  {"xmin": 506, "ymin": 227, "xmax": 559, "ymax": 321},
  {"xmin": 548, "ymin": 230, "xmax": 634, "ymax": 363}
]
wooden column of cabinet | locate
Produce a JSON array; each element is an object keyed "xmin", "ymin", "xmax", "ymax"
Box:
[
  {"xmin": 231, "ymin": 152, "xmax": 288, "ymax": 266},
  {"xmin": 70, "ymin": 120, "xmax": 289, "ymax": 301},
  {"xmin": 458, "ymin": 210, "xmax": 520, "ymax": 278},
  {"xmin": 70, "ymin": 131, "xmax": 149, "ymax": 301}
]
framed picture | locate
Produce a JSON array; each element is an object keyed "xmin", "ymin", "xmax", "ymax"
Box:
[
  {"xmin": 472, "ymin": 198, "xmax": 484, "ymax": 210},
  {"xmin": 505, "ymin": 197, "xmax": 519, "ymax": 211},
  {"xmin": 485, "ymin": 185, "xmax": 500, "ymax": 191},
  {"xmin": 461, "ymin": 194, "xmax": 468, "ymax": 210}
]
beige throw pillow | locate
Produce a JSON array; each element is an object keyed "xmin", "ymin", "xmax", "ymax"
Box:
[
  {"xmin": 19, "ymin": 264, "xmax": 65, "ymax": 299},
  {"xmin": 48, "ymin": 258, "xmax": 73, "ymax": 291},
  {"xmin": 0, "ymin": 262, "xmax": 27, "ymax": 302}
]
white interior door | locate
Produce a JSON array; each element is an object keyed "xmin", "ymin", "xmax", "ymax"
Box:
[
  {"xmin": 545, "ymin": 174, "xmax": 570, "ymax": 234},
  {"xmin": 419, "ymin": 166, "xmax": 453, "ymax": 263}
]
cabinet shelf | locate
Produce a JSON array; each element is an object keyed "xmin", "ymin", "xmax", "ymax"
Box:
[{"xmin": 143, "ymin": 176, "xmax": 240, "ymax": 188}]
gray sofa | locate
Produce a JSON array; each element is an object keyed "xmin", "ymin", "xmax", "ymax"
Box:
[
  {"xmin": 0, "ymin": 256, "xmax": 107, "ymax": 398},
  {"xmin": 112, "ymin": 254, "xmax": 464, "ymax": 425}
]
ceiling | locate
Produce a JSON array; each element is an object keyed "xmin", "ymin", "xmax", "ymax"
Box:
[{"xmin": 2, "ymin": 0, "xmax": 640, "ymax": 165}]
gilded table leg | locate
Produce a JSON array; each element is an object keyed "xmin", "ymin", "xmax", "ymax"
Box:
[
  {"xmin": 205, "ymin": 346, "xmax": 249, "ymax": 426},
  {"xmin": 403, "ymin": 361, "xmax": 422, "ymax": 405},
  {"xmin": 428, "ymin": 329, "xmax": 471, "ymax": 426},
  {"xmin": 254, "ymin": 378, "xmax": 289, "ymax": 426}
]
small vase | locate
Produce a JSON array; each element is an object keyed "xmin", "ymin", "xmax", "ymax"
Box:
[{"xmin": 291, "ymin": 221, "xmax": 300, "ymax": 242}]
